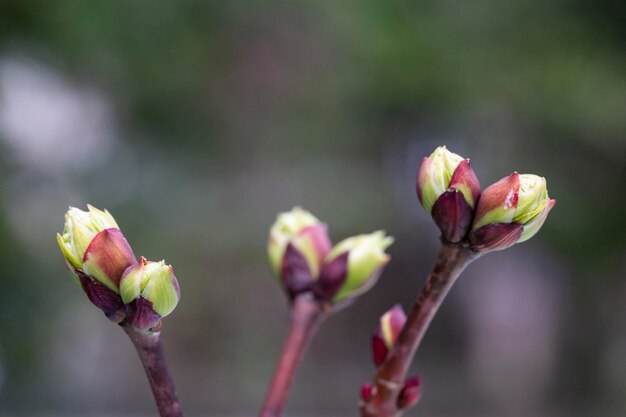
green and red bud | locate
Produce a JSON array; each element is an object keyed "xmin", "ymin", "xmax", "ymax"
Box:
[
  {"xmin": 315, "ymin": 231, "xmax": 394, "ymax": 303},
  {"xmin": 397, "ymin": 376, "xmax": 422, "ymax": 410},
  {"xmin": 120, "ymin": 257, "xmax": 181, "ymax": 330},
  {"xmin": 268, "ymin": 208, "xmax": 393, "ymax": 304},
  {"xmin": 372, "ymin": 304, "xmax": 407, "ymax": 366},
  {"xmin": 268, "ymin": 207, "xmax": 331, "ymax": 298},
  {"xmin": 416, "ymin": 146, "xmax": 481, "ymax": 243},
  {"xmin": 57, "ymin": 205, "xmax": 136, "ymax": 321},
  {"xmin": 469, "ymin": 173, "xmax": 556, "ymax": 252}
]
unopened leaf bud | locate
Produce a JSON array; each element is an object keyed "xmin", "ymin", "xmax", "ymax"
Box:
[
  {"xmin": 469, "ymin": 173, "xmax": 556, "ymax": 252},
  {"xmin": 316, "ymin": 231, "xmax": 393, "ymax": 303},
  {"xmin": 416, "ymin": 146, "xmax": 480, "ymax": 242},
  {"xmin": 268, "ymin": 207, "xmax": 331, "ymax": 298},
  {"xmin": 120, "ymin": 257, "xmax": 181, "ymax": 330},
  {"xmin": 371, "ymin": 304, "xmax": 406, "ymax": 366},
  {"xmin": 57, "ymin": 205, "xmax": 136, "ymax": 320}
]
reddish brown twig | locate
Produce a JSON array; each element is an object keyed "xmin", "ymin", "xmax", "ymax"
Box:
[
  {"xmin": 259, "ymin": 294, "xmax": 325, "ymax": 417},
  {"xmin": 124, "ymin": 324, "xmax": 184, "ymax": 417},
  {"xmin": 361, "ymin": 240, "xmax": 479, "ymax": 417}
]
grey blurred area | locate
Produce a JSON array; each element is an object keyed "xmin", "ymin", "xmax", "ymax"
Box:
[{"xmin": 0, "ymin": 1, "xmax": 624, "ymax": 416}]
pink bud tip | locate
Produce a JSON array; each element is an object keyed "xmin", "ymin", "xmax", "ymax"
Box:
[
  {"xmin": 472, "ymin": 172, "xmax": 520, "ymax": 229},
  {"xmin": 379, "ymin": 304, "xmax": 407, "ymax": 348},
  {"xmin": 449, "ymin": 159, "xmax": 481, "ymax": 207}
]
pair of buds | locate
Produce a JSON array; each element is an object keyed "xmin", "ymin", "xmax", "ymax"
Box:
[
  {"xmin": 361, "ymin": 377, "xmax": 421, "ymax": 411},
  {"xmin": 57, "ymin": 205, "xmax": 180, "ymax": 329},
  {"xmin": 417, "ymin": 146, "xmax": 556, "ymax": 250},
  {"xmin": 267, "ymin": 207, "xmax": 394, "ymax": 305}
]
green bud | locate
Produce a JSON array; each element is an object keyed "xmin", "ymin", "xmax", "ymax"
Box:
[
  {"xmin": 329, "ymin": 231, "xmax": 394, "ymax": 302},
  {"xmin": 56, "ymin": 205, "xmax": 119, "ymax": 270},
  {"xmin": 416, "ymin": 146, "xmax": 465, "ymax": 212},
  {"xmin": 267, "ymin": 207, "xmax": 331, "ymax": 288},
  {"xmin": 470, "ymin": 173, "xmax": 556, "ymax": 251},
  {"xmin": 120, "ymin": 257, "xmax": 181, "ymax": 329},
  {"xmin": 515, "ymin": 174, "xmax": 554, "ymax": 243}
]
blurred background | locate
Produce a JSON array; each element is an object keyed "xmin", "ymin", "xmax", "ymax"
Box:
[{"xmin": 0, "ymin": 1, "xmax": 625, "ymax": 416}]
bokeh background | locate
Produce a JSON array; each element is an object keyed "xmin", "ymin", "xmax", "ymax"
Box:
[{"xmin": 0, "ymin": 1, "xmax": 625, "ymax": 416}]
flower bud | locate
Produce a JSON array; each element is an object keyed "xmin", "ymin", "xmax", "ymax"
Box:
[
  {"xmin": 314, "ymin": 231, "xmax": 393, "ymax": 302},
  {"xmin": 416, "ymin": 146, "xmax": 481, "ymax": 242},
  {"xmin": 469, "ymin": 173, "xmax": 556, "ymax": 252},
  {"xmin": 120, "ymin": 257, "xmax": 181, "ymax": 330},
  {"xmin": 372, "ymin": 304, "xmax": 407, "ymax": 366},
  {"xmin": 57, "ymin": 205, "xmax": 136, "ymax": 321},
  {"xmin": 268, "ymin": 207, "xmax": 331, "ymax": 298},
  {"xmin": 397, "ymin": 376, "xmax": 422, "ymax": 410}
]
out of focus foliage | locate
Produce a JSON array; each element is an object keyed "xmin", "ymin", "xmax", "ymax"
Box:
[{"xmin": 0, "ymin": 1, "xmax": 624, "ymax": 416}]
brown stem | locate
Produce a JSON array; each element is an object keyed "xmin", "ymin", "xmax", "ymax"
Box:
[
  {"xmin": 124, "ymin": 325, "xmax": 184, "ymax": 417},
  {"xmin": 259, "ymin": 294, "xmax": 325, "ymax": 417},
  {"xmin": 361, "ymin": 240, "xmax": 479, "ymax": 417}
]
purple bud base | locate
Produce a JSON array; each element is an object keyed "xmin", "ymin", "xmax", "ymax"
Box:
[
  {"xmin": 469, "ymin": 222, "xmax": 523, "ymax": 252},
  {"xmin": 313, "ymin": 252, "xmax": 349, "ymax": 301},
  {"xmin": 126, "ymin": 297, "xmax": 162, "ymax": 330},
  {"xmin": 281, "ymin": 243, "xmax": 314, "ymax": 298},
  {"xmin": 75, "ymin": 269, "xmax": 125, "ymax": 322},
  {"xmin": 431, "ymin": 189, "xmax": 474, "ymax": 243}
]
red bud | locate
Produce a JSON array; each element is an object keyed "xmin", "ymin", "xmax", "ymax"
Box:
[
  {"xmin": 371, "ymin": 331, "xmax": 388, "ymax": 366},
  {"xmin": 360, "ymin": 382, "xmax": 374, "ymax": 403},
  {"xmin": 397, "ymin": 376, "xmax": 422, "ymax": 410}
]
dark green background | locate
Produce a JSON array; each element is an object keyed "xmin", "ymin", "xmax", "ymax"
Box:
[{"xmin": 0, "ymin": 1, "xmax": 624, "ymax": 416}]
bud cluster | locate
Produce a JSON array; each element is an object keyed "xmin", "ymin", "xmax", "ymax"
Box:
[
  {"xmin": 57, "ymin": 205, "xmax": 180, "ymax": 329},
  {"xmin": 267, "ymin": 207, "xmax": 394, "ymax": 304},
  {"xmin": 416, "ymin": 146, "xmax": 555, "ymax": 250},
  {"xmin": 361, "ymin": 305, "xmax": 421, "ymax": 411}
]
